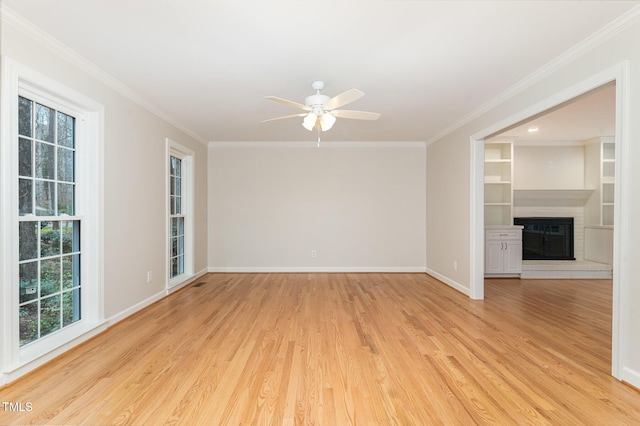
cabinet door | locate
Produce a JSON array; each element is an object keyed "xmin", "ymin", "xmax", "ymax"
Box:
[
  {"xmin": 503, "ymin": 241, "xmax": 522, "ymax": 274},
  {"xmin": 485, "ymin": 241, "xmax": 504, "ymax": 274}
]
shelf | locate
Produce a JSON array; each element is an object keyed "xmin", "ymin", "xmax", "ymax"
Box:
[
  {"xmin": 484, "ymin": 141, "xmax": 512, "ymax": 226},
  {"xmin": 603, "ymin": 204, "xmax": 614, "ymax": 226},
  {"xmin": 603, "ymin": 184, "xmax": 614, "ymax": 204},
  {"xmin": 485, "ymin": 161, "xmax": 511, "ymax": 183},
  {"xmin": 485, "ymin": 142, "xmax": 512, "ymax": 162},
  {"xmin": 601, "ymin": 141, "xmax": 615, "ymax": 226},
  {"xmin": 484, "ymin": 204, "xmax": 511, "ymax": 226},
  {"xmin": 603, "ymin": 142, "xmax": 615, "ymax": 161}
]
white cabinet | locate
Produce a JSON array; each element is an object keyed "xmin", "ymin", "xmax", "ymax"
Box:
[{"xmin": 485, "ymin": 226, "xmax": 523, "ymax": 277}]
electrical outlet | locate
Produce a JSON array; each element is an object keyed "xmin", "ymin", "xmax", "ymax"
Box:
[
  {"xmin": 311, "ymin": 250, "xmax": 317, "ymax": 258},
  {"xmin": 147, "ymin": 271, "xmax": 153, "ymax": 283},
  {"xmin": 453, "ymin": 260, "xmax": 458, "ymax": 271}
]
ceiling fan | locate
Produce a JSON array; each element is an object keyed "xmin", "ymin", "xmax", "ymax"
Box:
[{"xmin": 261, "ymin": 80, "xmax": 381, "ymax": 132}]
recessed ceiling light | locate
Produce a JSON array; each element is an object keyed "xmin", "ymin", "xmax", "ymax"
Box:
[{"xmin": 528, "ymin": 126, "xmax": 539, "ymax": 133}]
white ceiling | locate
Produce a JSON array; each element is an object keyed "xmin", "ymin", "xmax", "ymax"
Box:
[
  {"xmin": 2, "ymin": 1, "xmax": 637, "ymax": 143},
  {"xmin": 491, "ymin": 83, "xmax": 617, "ymax": 144}
]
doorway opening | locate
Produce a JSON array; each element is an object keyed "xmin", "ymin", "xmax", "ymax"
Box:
[{"xmin": 470, "ymin": 64, "xmax": 629, "ymax": 380}]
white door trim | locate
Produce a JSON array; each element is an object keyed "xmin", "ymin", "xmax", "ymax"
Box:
[{"xmin": 469, "ymin": 61, "xmax": 630, "ymax": 380}]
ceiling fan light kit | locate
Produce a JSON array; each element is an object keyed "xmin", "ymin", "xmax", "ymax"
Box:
[
  {"xmin": 262, "ymin": 80, "xmax": 381, "ymax": 133},
  {"xmin": 302, "ymin": 113, "xmax": 317, "ymax": 131},
  {"xmin": 320, "ymin": 113, "xmax": 336, "ymax": 131}
]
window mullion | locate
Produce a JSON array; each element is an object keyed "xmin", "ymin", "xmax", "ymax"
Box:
[{"xmin": 17, "ymin": 94, "xmax": 82, "ymax": 347}]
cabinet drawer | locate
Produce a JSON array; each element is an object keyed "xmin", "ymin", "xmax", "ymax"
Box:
[{"xmin": 486, "ymin": 229, "xmax": 521, "ymax": 241}]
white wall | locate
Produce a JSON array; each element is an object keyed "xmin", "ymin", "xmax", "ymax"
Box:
[
  {"xmin": 514, "ymin": 145, "xmax": 585, "ymax": 189},
  {"xmin": 584, "ymin": 226, "xmax": 614, "ymax": 263},
  {"xmin": 208, "ymin": 142, "xmax": 426, "ymax": 271},
  {"xmin": 426, "ymin": 135, "xmax": 470, "ymax": 293},
  {"xmin": 1, "ymin": 13, "xmax": 208, "ymax": 382},
  {"xmin": 513, "ymin": 145, "xmax": 588, "ymax": 260},
  {"xmin": 426, "ymin": 15, "xmax": 640, "ymax": 387}
]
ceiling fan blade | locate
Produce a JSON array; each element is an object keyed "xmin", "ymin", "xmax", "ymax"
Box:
[
  {"xmin": 264, "ymin": 96, "xmax": 310, "ymax": 110},
  {"xmin": 261, "ymin": 113, "xmax": 307, "ymax": 123},
  {"xmin": 331, "ymin": 110, "xmax": 381, "ymax": 120},
  {"xmin": 323, "ymin": 88, "xmax": 365, "ymax": 110}
]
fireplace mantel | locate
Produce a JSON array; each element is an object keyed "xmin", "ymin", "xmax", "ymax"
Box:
[{"xmin": 513, "ymin": 189, "xmax": 594, "ymax": 207}]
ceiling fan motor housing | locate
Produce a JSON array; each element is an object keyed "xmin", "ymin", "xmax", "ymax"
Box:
[
  {"xmin": 306, "ymin": 80, "xmax": 329, "ymax": 110},
  {"xmin": 305, "ymin": 94, "xmax": 330, "ymax": 108}
]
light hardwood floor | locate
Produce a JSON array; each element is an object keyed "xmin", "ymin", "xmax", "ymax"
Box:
[{"xmin": 1, "ymin": 273, "xmax": 639, "ymax": 425}]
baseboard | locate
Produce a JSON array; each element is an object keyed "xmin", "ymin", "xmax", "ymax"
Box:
[
  {"xmin": 2, "ymin": 291, "xmax": 166, "ymax": 386},
  {"xmin": 106, "ymin": 291, "xmax": 167, "ymax": 326},
  {"xmin": 108, "ymin": 268, "xmax": 209, "ymax": 323},
  {"xmin": 166, "ymin": 268, "xmax": 208, "ymax": 294},
  {"xmin": 424, "ymin": 268, "xmax": 470, "ymax": 296},
  {"xmin": 208, "ymin": 266, "xmax": 427, "ymax": 273},
  {"xmin": 622, "ymin": 366, "xmax": 640, "ymax": 390},
  {"xmin": 1, "ymin": 322, "xmax": 108, "ymax": 387},
  {"xmin": 1, "ymin": 269, "xmax": 211, "ymax": 387}
]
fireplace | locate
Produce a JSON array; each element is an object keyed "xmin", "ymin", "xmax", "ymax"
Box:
[{"xmin": 513, "ymin": 217, "xmax": 575, "ymax": 260}]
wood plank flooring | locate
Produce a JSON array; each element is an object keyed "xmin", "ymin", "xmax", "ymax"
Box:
[{"xmin": 1, "ymin": 273, "xmax": 639, "ymax": 425}]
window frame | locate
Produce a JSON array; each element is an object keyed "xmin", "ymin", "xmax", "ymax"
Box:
[
  {"xmin": 17, "ymin": 95, "xmax": 83, "ymax": 347},
  {"xmin": 169, "ymin": 154, "xmax": 185, "ymax": 279},
  {"xmin": 166, "ymin": 138, "xmax": 194, "ymax": 290},
  {"xmin": 1, "ymin": 58, "xmax": 104, "ymax": 372}
]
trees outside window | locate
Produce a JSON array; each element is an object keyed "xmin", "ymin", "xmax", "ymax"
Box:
[
  {"xmin": 17, "ymin": 97, "xmax": 81, "ymax": 346},
  {"xmin": 169, "ymin": 155, "xmax": 185, "ymax": 279},
  {"xmin": 2, "ymin": 59, "xmax": 103, "ymax": 377},
  {"xmin": 167, "ymin": 140, "xmax": 194, "ymax": 289}
]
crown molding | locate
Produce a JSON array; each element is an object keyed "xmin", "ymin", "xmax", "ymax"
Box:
[
  {"xmin": 425, "ymin": 4, "xmax": 640, "ymax": 146},
  {"xmin": 208, "ymin": 141, "xmax": 426, "ymax": 148},
  {"xmin": 0, "ymin": 5, "xmax": 207, "ymax": 145}
]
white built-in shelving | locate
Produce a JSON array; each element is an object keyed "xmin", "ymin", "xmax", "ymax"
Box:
[
  {"xmin": 484, "ymin": 140, "xmax": 513, "ymax": 226},
  {"xmin": 585, "ymin": 136, "xmax": 615, "ymax": 226},
  {"xmin": 602, "ymin": 140, "xmax": 615, "ymax": 226},
  {"xmin": 485, "ymin": 136, "xmax": 614, "ymax": 272}
]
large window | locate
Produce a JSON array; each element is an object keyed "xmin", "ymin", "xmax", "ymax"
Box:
[
  {"xmin": 18, "ymin": 97, "xmax": 81, "ymax": 346},
  {"xmin": 167, "ymin": 140, "xmax": 193, "ymax": 288},
  {"xmin": 169, "ymin": 155, "xmax": 185, "ymax": 279},
  {"xmin": 1, "ymin": 59, "xmax": 103, "ymax": 374}
]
